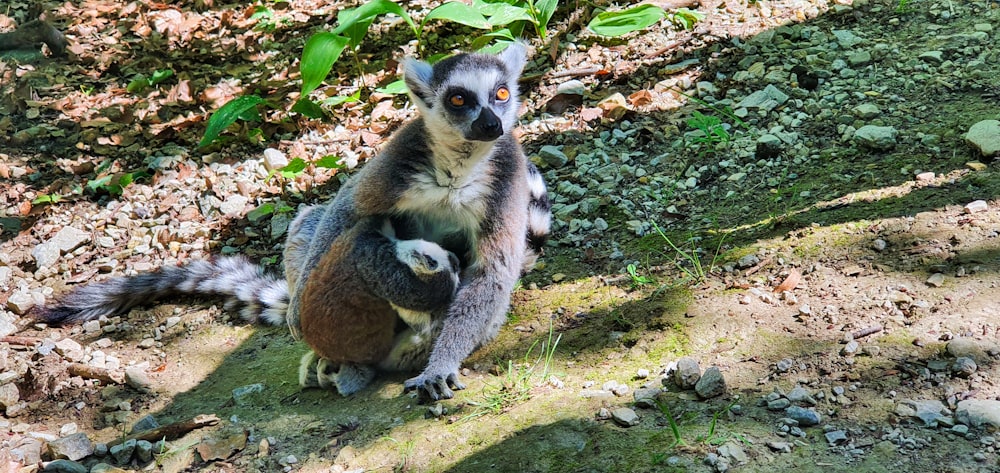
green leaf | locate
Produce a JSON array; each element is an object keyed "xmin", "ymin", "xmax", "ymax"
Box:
[
  {"xmin": 126, "ymin": 75, "xmax": 148, "ymax": 93},
  {"xmin": 32, "ymin": 194, "xmax": 59, "ymax": 205},
  {"xmin": 300, "ymin": 32, "xmax": 350, "ymax": 97},
  {"xmin": 322, "ymin": 89, "xmax": 362, "ymax": 107},
  {"xmin": 470, "ymin": 28, "xmax": 515, "ymax": 50},
  {"xmin": 279, "ymin": 157, "xmax": 308, "ymax": 179},
  {"xmin": 588, "ymin": 4, "xmax": 666, "ymax": 37},
  {"xmin": 247, "ymin": 203, "xmax": 275, "ymax": 223},
  {"xmin": 535, "ymin": 0, "xmax": 559, "ymax": 28},
  {"xmin": 374, "ymin": 79, "xmax": 407, "ymax": 95},
  {"xmin": 291, "ymin": 98, "xmax": 325, "ymax": 118},
  {"xmin": 200, "ymin": 95, "xmax": 265, "ymax": 147},
  {"xmin": 423, "ymin": 2, "xmax": 491, "ymax": 29},
  {"xmin": 315, "ymin": 155, "xmax": 345, "ymax": 169},
  {"xmin": 669, "ymin": 8, "xmax": 704, "ymax": 30},
  {"xmin": 475, "ymin": 0, "xmax": 533, "ymax": 26},
  {"xmin": 149, "ymin": 69, "xmax": 174, "ymax": 86},
  {"xmin": 333, "ymin": 0, "xmax": 416, "ymax": 45}
]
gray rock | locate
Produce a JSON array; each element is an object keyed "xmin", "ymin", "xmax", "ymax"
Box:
[
  {"xmin": 825, "ymin": 430, "xmax": 848, "ymax": 446},
  {"xmin": 633, "ymin": 387, "xmax": 660, "ymax": 408},
  {"xmin": 673, "ymin": 357, "xmax": 701, "ymax": 389},
  {"xmin": 0, "ymin": 383, "xmax": 20, "ymax": 408},
  {"xmin": 965, "ymin": 200, "xmax": 989, "ymax": 214},
  {"xmin": 767, "ymin": 399, "xmax": 791, "ymax": 410},
  {"xmin": 50, "ymin": 227, "xmax": 91, "ymax": 253},
  {"xmin": 7, "ymin": 290, "xmax": 35, "ymax": 315},
  {"xmin": 41, "ymin": 460, "xmax": 88, "ymax": 473},
  {"xmin": 129, "ymin": 414, "xmax": 159, "ymax": 434},
  {"xmin": 737, "ymin": 254, "xmax": 760, "ymax": 269},
  {"xmin": 134, "ymin": 440, "xmax": 154, "ymax": 462},
  {"xmin": 262, "ymin": 148, "xmax": 289, "ymax": 171},
  {"xmin": 785, "ymin": 406, "xmax": 821, "ymax": 426},
  {"xmin": 737, "ymin": 85, "xmax": 789, "ymax": 111},
  {"xmin": 847, "ymin": 50, "xmax": 871, "ymax": 67},
  {"xmin": 31, "ymin": 243, "xmax": 60, "ymax": 269},
  {"xmin": 956, "ymin": 400, "xmax": 1000, "ymax": 429},
  {"xmin": 918, "ymin": 50, "xmax": 944, "ymax": 64},
  {"xmin": 854, "ymin": 125, "xmax": 898, "ymax": 149},
  {"xmin": 219, "ymin": 194, "xmax": 249, "ymax": 217},
  {"xmin": 852, "ymin": 103, "xmax": 880, "ymax": 119},
  {"xmin": 556, "ymin": 79, "xmax": 586, "ymax": 96},
  {"xmin": 0, "ymin": 311, "xmax": 17, "ymax": 336},
  {"xmin": 755, "ymin": 134, "xmax": 783, "ymax": 159},
  {"xmin": 926, "ymin": 273, "xmax": 945, "ymax": 287},
  {"xmin": 896, "ymin": 399, "xmax": 948, "ymax": 426},
  {"xmin": 46, "ymin": 432, "xmax": 94, "ymax": 461},
  {"xmin": 611, "ymin": 407, "xmax": 640, "ymax": 427},
  {"xmin": 952, "ymin": 357, "xmax": 978, "ymax": 377},
  {"xmin": 695, "ymin": 367, "xmax": 726, "ymax": 399},
  {"xmin": 109, "ymin": 438, "xmax": 136, "ymax": 463},
  {"xmin": 786, "ymin": 387, "xmax": 817, "ymax": 406},
  {"xmin": 947, "ymin": 338, "xmax": 986, "ymax": 360},
  {"xmin": 718, "ymin": 442, "xmax": 748, "ymax": 464},
  {"xmin": 124, "ymin": 367, "xmax": 153, "ymax": 393},
  {"xmin": 833, "ymin": 30, "xmax": 865, "ymax": 47},
  {"xmin": 232, "ymin": 383, "xmax": 265, "ymax": 406},
  {"xmin": 775, "ymin": 358, "xmax": 794, "ymax": 372},
  {"xmin": 538, "ymin": 145, "xmax": 569, "ymax": 168},
  {"xmin": 767, "ymin": 441, "xmax": 793, "ymax": 453},
  {"xmin": 965, "ymin": 120, "xmax": 1000, "ymax": 157}
]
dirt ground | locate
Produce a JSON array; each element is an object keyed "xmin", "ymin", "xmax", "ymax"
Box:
[{"xmin": 2, "ymin": 0, "xmax": 1000, "ymax": 471}]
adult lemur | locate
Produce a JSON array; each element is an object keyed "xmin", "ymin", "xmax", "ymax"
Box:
[{"xmin": 38, "ymin": 42, "xmax": 551, "ymax": 401}]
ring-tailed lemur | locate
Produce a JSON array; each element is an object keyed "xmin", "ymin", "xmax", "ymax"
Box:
[
  {"xmin": 284, "ymin": 41, "xmax": 551, "ymax": 400},
  {"xmin": 38, "ymin": 42, "xmax": 551, "ymax": 401}
]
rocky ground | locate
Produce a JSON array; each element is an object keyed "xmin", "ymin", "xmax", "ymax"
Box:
[{"xmin": 2, "ymin": 0, "xmax": 1000, "ymax": 471}]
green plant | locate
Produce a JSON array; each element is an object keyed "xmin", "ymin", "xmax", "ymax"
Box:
[
  {"xmin": 626, "ymin": 263, "xmax": 653, "ymax": 288},
  {"xmin": 895, "ymin": 0, "xmax": 913, "ymax": 13},
  {"xmin": 588, "ymin": 4, "xmax": 702, "ymax": 37},
  {"xmin": 686, "ymin": 110, "xmax": 731, "ymax": 150},
  {"xmin": 695, "ymin": 398, "xmax": 740, "ymax": 445},
  {"xmin": 126, "ymin": 69, "xmax": 174, "ymax": 94},
  {"xmin": 651, "ymin": 223, "xmax": 729, "ymax": 285},
  {"xmin": 200, "ymin": 95, "xmax": 267, "ymax": 147},
  {"xmin": 654, "ymin": 398, "xmax": 688, "ymax": 448},
  {"xmin": 466, "ymin": 321, "xmax": 561, "ymax": 419}
]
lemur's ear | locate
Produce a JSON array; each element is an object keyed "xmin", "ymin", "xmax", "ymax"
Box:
[
  {"xmin": 403, "ymin": 58, "xmax": 434, "ymax": 109},
  {"xmin": 497, "ymin": 41, "xmax": 528, "ymax": 77}
]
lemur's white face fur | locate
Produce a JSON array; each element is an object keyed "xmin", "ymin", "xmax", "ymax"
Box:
[{"xmin": 404, "ymin": 42, "xmax": 527, "ymax": 143}]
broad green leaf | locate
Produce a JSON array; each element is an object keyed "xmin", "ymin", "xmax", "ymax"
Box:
[
  {"xmin": 200, "ymin": 95, "xmax": 265, "ymax": 147},
  {"xmin": 478, "ymin": 40, "xmax": 513, "ymax": 54},
  {"xmin": 248, "ymin": 203, "xmax": 275, "ymax": 222},
  {"xmin": 535, "ymin": 0, "xmax": 559, "ymax": 28},
  {"xmin": 126, "ymin": 75, "xmax": 148, "ymax": 93},
  {"xmin": 333, "ymin": 0, "xmax": 416, "ymax": 42},
  {"xmin": 315, "ymin": 155, "xmax": 345, "ymax": 169},
  {"xmin": 374, "ymin": 79, "xmax": 407, "ymax": 95},
  {"xmin": 470, "ymin": 28, "xmax": 516, "ymax": 50},
  {"xmin": 291, "ymin": 98, "xmax": 325, "ymax": 118},
  {"xmin": 669, "ymin": 8, "xmax": 704, "ymax": 30},
  {"xmin": 423, "ymin": 2, "xmax": 491, "ymax": 29},
  {"xmin": 474, "ymin": 0, "xmax": 533, "ymax": 26},
  {"xmin": 300, "ymin": 33, "xmax": 350, "ymax": 97},
  {"xmin": 588, "ymin": 4, "xmax": 666, "ymax": 37},
  {"xmin": 149, "ymin": 69, "xmax": 174, "ymax": 85},
  {"xmin": 279, "ymin": 157, "xmax": 308, "ymax": 179},
  {"xmin": 322, "ymin": 89, "xmax": 362, "ymax": 107}
]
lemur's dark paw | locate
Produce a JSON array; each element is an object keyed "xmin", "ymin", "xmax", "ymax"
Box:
[{"xmin": 404, "ymin": 371, "xmax": 465, "ymax": 402}]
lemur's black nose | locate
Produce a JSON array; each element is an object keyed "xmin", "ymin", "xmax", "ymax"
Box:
[{"xmin": 470, "ymin": 108, "xmax": 502, "ymax": 141}]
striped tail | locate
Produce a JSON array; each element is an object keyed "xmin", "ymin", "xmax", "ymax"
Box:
[
  {"xmin": 524, "ymin": 162, "xmax": 551, "ymax": 271},
  {"xmin": 36, "ymin": 256, "xmax": 288, "ymax": 326}
]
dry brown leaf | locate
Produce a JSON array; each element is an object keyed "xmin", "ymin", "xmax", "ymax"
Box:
[
  {"xmin": 580, "ymin": 107, "xmax": 603, "ymax": 121},
  {"xmin": 773, "ymin": 268, "xmax": 801, "ymax": 293},
  {"xmin": 628, "ymin": 90, "xmax": 654, "ymax": 107}
]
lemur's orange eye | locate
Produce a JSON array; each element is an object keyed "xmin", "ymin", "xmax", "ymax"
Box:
[
  {"xmin": 495, "ymin": 87, "xmax": 510, "ymax": 101},
  {"xmin": 449, "ymin": 94, "xmax": 465, "ymax": 107}
]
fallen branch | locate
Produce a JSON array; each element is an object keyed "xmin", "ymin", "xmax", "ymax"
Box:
[
  {"xmin": 851, "ymin": 324, "xmax": 884, "ymax": 340},
  {"xmin": 0, "ymin": 336, "xmax": 43, "ymax": 347},
  {"xmin": 108, "ymin": 414, "xmax": 221, "ymax": 448},
  {"xmin": 66, "ymin": 363, "xmax": 124, "ymax": 384},
  {"xmin": 0, "ymin": 20, "xmax": 68, "ymax": 55}
]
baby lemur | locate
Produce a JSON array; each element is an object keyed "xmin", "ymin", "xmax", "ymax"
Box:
[{"xmin": 38, "ymin": 42, "xmax": 551, "ymax": 401}]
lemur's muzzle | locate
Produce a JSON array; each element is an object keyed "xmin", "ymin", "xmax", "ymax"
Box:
[{"xmin": 469, "ymin": 108, "xmax": 503, "ymax": 141}]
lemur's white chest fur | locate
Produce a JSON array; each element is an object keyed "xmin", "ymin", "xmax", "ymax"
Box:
[{"xmin": 394, "ymin": 142, "xmax": 495, "ymax": 249}]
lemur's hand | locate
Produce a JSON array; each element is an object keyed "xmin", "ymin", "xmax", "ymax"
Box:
[{"xmin": 404, "ymin": 369, "xmax": 466, "ymax": 402}]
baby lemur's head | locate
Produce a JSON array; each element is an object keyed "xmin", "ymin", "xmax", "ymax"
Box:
[{"xmin": 403, "ymin": 42, "xmax": 527, "ymax": 143}]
